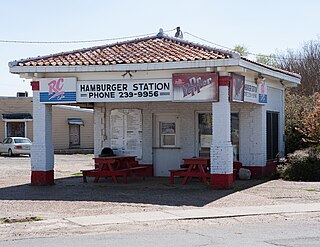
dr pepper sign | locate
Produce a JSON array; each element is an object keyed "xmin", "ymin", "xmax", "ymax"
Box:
[{"xmin": 172, "ymin": 73, "xmax": 219, "ymax": 102}]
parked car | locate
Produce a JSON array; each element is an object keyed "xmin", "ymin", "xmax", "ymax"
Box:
[{"xmin": 0, "ymin": 137, "xmax": 32, "ymax": 157}]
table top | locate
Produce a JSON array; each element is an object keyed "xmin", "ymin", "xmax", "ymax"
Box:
[
  {"xmin": 183, "ymin": 157, "xmax": 210, "ymax": 165},
  {"xmin": 94, "ymin": 156, "xmax": 136, "ymax": 160}
]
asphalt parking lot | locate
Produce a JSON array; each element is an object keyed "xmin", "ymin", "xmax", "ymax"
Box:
[
  {"xmin": 0, "ymin": 154, "xmax": 320, "ymax": 240},
  {"xmin": 0, "ymin": 154, "xmax": 319, "ymax": 219}
]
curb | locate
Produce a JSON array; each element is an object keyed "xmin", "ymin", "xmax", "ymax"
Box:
[{"xmin": 65, "ymin": 203, "xmax": 320, "ymax": 226}]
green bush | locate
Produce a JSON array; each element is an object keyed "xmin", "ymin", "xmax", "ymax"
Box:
[
  {"xmin": 285, "ymin": 128, "xmax": 308, "ymax": 154},
  {"xmin": 278, "ymin": 146, "xmax": 320, "ymax": 181}
]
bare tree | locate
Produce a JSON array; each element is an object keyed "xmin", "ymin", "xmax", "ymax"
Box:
[{"xmin": 275, "ymin": 39, "xmax": 320, "ymax": 95}]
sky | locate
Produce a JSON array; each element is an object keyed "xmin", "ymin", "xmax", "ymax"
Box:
[{"xmin": 0, "ymin": 0, "xmax": 319, "ymax": 96}]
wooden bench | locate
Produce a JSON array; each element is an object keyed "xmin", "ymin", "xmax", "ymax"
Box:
[
  {"xmin": 81, "ymin": 166, "xmax": 149, "ymax": 184},
  {"xmin": 81, "ymin": 169, "xmax": 129, "ymax": 183},
  {"xmin": 169, "ymin": 168, "xmax": 188, "ymax": 184},
  {"xmin": 81, "ymin": 169, "xmax": 98, "ymax": 183},
  {"xmin": 117, "ymin": 166, "xmax": 149, "ymax": 180}
]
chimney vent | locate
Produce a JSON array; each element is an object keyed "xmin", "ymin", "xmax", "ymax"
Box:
[{"xmin": 16, "ymin": 91, "xmax": 28, "ymax": 97}]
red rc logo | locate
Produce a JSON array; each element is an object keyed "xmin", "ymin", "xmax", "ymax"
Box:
[{"xmin": 48, "ymin": 78, "xmax": 65, "ymax": 100}]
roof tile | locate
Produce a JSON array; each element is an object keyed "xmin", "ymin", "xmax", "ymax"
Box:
[{"xmin": 15, "ymin": 36, "xmax": 233, "ymax": 67}]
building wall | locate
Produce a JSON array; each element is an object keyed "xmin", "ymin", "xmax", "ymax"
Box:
[
  {"xmin": 0, "ymin": 97, "xmax": 33, "ymax": 140},
  {"xmin": 0, "ymin": 97, "xmax": 93, "ymax": 150},
  {"xmin": 52, "ymin": 106, "xmax": 94, "ymax": 149},
  {"xmin": 233, "ymin": 102, "xmax": 266, "ymax": 166}
]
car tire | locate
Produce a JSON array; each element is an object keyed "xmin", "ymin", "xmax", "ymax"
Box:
[{"xmin": 8, "ymin": 149, "xmax": 13, "ymax": 157}]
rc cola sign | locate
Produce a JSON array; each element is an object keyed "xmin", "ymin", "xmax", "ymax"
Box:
[{"xmin": 39, "ymin": 78, "xmax": 77, "ymax": 103}]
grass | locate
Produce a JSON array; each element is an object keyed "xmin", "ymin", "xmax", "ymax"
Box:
[
  {"xmin": 305, "ymin": 188, "xmax": 320, "ymax": 192},
  {"xmin": 0, "ymin": 216, "xmax": 43, "ymax": 224},
  {"xmin": 71, "ymin": 173, "xmax": 83, "ymax": 177}
]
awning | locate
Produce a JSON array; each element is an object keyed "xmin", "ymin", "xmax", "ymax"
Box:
[
  {"xmin": 2, "ymin": 113, "xmax": 32, "ymax": 120},
  {"xmin": 67, "ymin": 118, "xmax": 84, "ymax": 125}
]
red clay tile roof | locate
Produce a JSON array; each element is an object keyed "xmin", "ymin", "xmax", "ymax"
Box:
[
  {"xmin": 9, "ymin": 34, "xmax": 300, "ymax": 79},
  {"xmin": 13, "ymin": 35, "xmax": 235, "ymax": 67}
]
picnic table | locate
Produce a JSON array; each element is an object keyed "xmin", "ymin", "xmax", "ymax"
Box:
[
  {"xmin": 169, "ymin": 157, "xmax": 211, "ymax": 185},
  {"xmin": 81, "ymin": 156, "xmax": 148, "ymax": 183}
]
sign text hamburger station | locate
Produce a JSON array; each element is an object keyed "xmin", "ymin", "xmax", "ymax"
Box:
[{"xmin": 77, "ymin": 80, "xmax": 172, "ymax": 102}]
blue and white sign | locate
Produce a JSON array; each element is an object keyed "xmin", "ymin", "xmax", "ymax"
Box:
[
  {"xmin": 244, "ymin": 79, "xmax": 267, "ymax": 104},
  {"xmin": 257, "ymin": 79, "xmax": 268, "ymax": 104},
  {"xmin": 40, "ymin": 78, "xmax": 77, "ymax": 103}
]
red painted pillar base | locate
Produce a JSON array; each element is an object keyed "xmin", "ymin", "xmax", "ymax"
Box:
[
  {"xmin": 31, "ymin": 170, "xmax": 54, "ymax": 185},
  {"xmin": 210, "ymin": 174, "xmax": 233, "ymax": 189}
]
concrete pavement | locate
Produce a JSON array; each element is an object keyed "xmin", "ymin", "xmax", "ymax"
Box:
[{"xmin": 65, "ymin": 202, "xmax": 320, "ymax": 226}]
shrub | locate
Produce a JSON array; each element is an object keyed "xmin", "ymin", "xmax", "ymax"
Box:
[{"xmin": 278, "ymin": 146, "xmax": 320, "ymax": 181}]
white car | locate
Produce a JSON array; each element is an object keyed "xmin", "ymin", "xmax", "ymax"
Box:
[{"xmin": 0, "ymin": 137, "xmax": 32, "ymax": 157}]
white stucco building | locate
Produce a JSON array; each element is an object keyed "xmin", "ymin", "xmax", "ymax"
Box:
[{"xmin": 9, "ymin": 32, "xmax": 300, "ymax": 188}]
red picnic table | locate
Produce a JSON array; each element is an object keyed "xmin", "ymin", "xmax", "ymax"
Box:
[
  {"xmin": 81, "ymin": 156, "xmax": 148, "ymax": 183},
  {"xmin": 169, "ymin": 157, "xmax": 211, "ymax": 185}
]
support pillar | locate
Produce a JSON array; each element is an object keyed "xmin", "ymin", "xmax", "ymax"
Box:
[
  {"xmin": 210, "ymin": 74, "xmax": 233, "ymax": 189},
  {"xmin": 30, "ymin": 81, "xmax": 54, "ymax": 185}
]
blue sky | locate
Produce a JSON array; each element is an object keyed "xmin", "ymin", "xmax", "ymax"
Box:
[{"xmin": 0, "ymin": 0, "xmax": 319, "ymax": 96}]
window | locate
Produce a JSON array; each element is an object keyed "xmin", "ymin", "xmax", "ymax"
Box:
[
  {"xmin": 7, "ymin": 122, "xmax": 25, "ymax": 137},
  {"xmin": 160, "ymin": 122, "xmax": 176, "ymax": 147},
  {"xmin": 198, "ymin": 113, "xmax": 239, "ymax": 160},
  {"xmin": 267, "ymin": 111, "xmax": 279, "ymax": 160},
  {"xmin": 231, "ymin": 113, "xmax": 239, "ymax": 161},
  {"xmin": 198, "ymin": 113, "xmax": 212, "ymax": 157}
]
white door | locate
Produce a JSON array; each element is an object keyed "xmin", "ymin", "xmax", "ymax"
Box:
[
  {"xmin": 153, "ymin": 114, "xmax": 182, "ymax": 176},
  {"xmin": 69, "ymin": 125, "xmax": 80, "ymax": 147}
]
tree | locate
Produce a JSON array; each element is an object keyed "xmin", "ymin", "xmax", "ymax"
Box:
[
  {"xmin": 233, "ymin": 45, "xmax": 248, "ymax": 57},
  {"xmin": 274, "ymin": 39, "xmax": 320, "ymax": 96},
  {"xmin": 284, "ymin": 92, "xmax": 313, "ymax": 153},
  {"xmin": 271, "ymin": 38, "xmax": 320, "ymax": 153},
  {"xmin": 256, "ymin": 54, "xmax": 276, "ymax": 66},
  {"xmin": 296, "ymin": 93, "xmax": 320, "ymax": 144}
]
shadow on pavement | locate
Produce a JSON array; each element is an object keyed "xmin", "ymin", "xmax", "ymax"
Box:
[{"xmin": 0, "ymin": 176, "xmax": 267, "ymax": 207}]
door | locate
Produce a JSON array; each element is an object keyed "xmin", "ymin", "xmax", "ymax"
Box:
[
  {"xmin": 69, "ymin": 125, "xmax": 80, "ymax": 147},
  {"xmin": 267, "ymin": 111, "xmax": 279, "ymax": 160},
  {"xmin": 153, "ymin": 114, "xmax": 181, "ymax": 176}
]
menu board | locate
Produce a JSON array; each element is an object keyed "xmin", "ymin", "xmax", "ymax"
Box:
[{"xmin": 110, "ymin": 109, "xmax": 142, "ymax": 158}]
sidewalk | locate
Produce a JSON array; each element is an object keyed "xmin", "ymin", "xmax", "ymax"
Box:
[{"xmin": 65, "ymin": 202, "xmax": 320, "ymax": 226}]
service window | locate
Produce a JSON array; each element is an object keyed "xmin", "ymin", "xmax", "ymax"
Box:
[
  {"xmin": 110, "ymin": 109, "xmax": 143, "ymax": 158},
  {"xmin": 160, "ymin": 122, "xmax": 176, "ymax": 147}
]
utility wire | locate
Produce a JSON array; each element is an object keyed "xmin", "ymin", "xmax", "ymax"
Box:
[
  {"xmin": 0, "ymin": 28, "xmax": 176, "ymax": 44},
  {"xmin": 184, "ymin": 31, "xmax": 307, "ymax": 62},
  {"xmin": 0, "ymin": 27, "xmax": 310, "ymax": 62}
]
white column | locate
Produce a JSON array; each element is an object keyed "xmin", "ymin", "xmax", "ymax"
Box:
[
  {"xmin": 210, "ymin": 74, "xmax": 233, "ymax": 189},
  {"xmin": 31, "ymin": 89, "xmax": 54, "ymax": 185}
]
